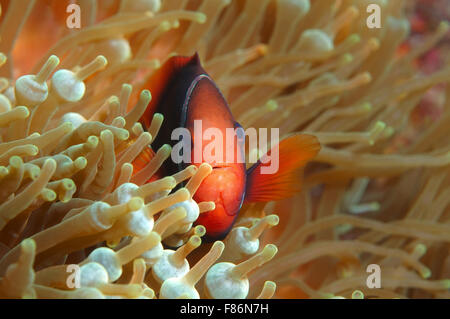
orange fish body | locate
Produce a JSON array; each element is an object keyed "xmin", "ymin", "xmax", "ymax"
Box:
[{"xmin": 137, "ymin": 54, "xmax": 320, "ymax": 240}]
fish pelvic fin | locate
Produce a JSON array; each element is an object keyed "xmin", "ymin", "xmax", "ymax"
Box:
[{"xmin": 131, "ymin": 146, "xmax": 155, "ymax": 174}]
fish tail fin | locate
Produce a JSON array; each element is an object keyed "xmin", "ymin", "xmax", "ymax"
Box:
[
  {"xmin": 245, "ymin": 134, "xmax": 320, "ymax": 202},
  {"xmin": 139, "ymin": 53, "xmax": 200, "ymax": 128}
]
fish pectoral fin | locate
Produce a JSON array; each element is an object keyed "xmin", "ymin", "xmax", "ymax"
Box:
[{"xmin": 244, "ymin": 134, "xmax": 321, "ymax": 202}]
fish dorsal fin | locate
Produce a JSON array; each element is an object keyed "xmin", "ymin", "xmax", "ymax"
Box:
[
  {"xmin": 245, "ymin": 134, "xmax": 320, "ymax": 202},
  {"xmin": 139, "ymin": 53, "xmax": 200, "ymax": 128}
]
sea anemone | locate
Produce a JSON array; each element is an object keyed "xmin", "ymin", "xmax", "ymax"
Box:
[{"xmin": 0, "ymin": 0, "xmax": 449, "ymax": 299}]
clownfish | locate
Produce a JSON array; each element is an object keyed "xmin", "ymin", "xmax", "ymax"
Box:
[{"xmin": 133, "ymin": 53, "xmax": 320, "ymax": 241}]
